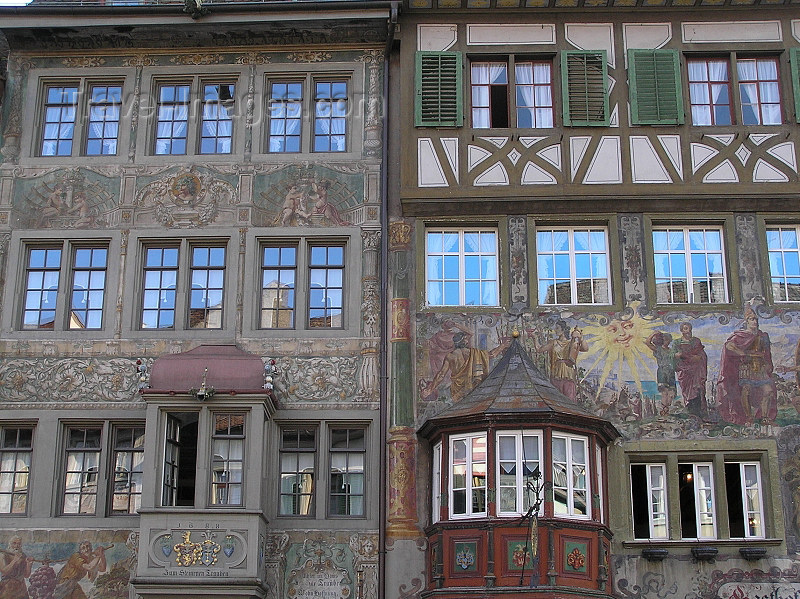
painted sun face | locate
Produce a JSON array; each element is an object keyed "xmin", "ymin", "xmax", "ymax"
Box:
[{"xmin": 605, "ymin": 320, "xmax": 635, "ymax": 348}]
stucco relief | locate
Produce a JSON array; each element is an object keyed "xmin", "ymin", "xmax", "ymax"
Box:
[
  {"xmin": 619, "ymin": 215, "xmax": 645, "ymax": 302},
  {"xmin": 134, "ymin": 169, "xmax": 237, "ymax": 228},
  {"xmin": 274, "ymin": 356, "xmax": 359, "ymax": 403},
  {"xmin": 13, "ymin": 168, "xmax": 119, "ymax": 229},
  {"xmin": 0, "ymin": 56, "xmax": 34, "ymax": 164},
  {"xmin": 0, "ymin": 357, "xmax": 145, "ymax": 403}
]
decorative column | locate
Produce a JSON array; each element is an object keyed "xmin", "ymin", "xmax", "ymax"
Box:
[{"xmin": 387, "ymin": 221, "xmax": 419, "ymax": 537}]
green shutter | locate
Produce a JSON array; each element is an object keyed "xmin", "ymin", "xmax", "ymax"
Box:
[
  {"xmin": 415, "ymin": 51, "xmax": 463, "ymax": 127},
  {"xmin": 629, "ymin": 49, "xmax": 684, "ymax": 125},
  {"xmin": 561, "ymin": 50, "xmax": 609, "ymax": 127},
  {"xmin": 791, "ymin": 49, "xmax": 800, "ymax": 124}
]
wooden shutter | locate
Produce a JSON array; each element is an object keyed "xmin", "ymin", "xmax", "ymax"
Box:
[
  {"xmin": 791, "ymin": 49, "xmax": 800, "ymax": 124},
  {"xmin": 415, "ymin": 51, "xmax": 463, "ymax": 127},
  {"xmin": 561, "ymin": 50, "xmax": 609, "ymax": 126},
  {"xmin": 629, "ymin": 49, "xmax": 684, "ymax": 125}
]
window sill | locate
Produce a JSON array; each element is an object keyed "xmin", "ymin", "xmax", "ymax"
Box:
[{"xmin": 623, "ymin": 538, "xmax": 783, "ymax": 548}]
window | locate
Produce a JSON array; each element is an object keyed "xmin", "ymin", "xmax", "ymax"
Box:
[
  {"xmin": 313, "ymin": 80, "xmax": 348, "ymax": 152},
  {"xmin": 259, "ymin": 240, "xmax": 346, "ymax": 330},
  {"xmin": 536, "ymin": 227, "xmax": 611, "ymax": 305},
  {"xmin": 552, "ymin": 434, "xmax": 589, "ymax": 518},
  {"xmin": 766, "ymin": 225, "xmax": 800, "ymax": 302},
  {"xmin": 261, "ymin": 246, "xmax": 296, "ymax": 329},
  {"xmin": 679, "ymin": 462, "xmax": 716, "ymax": 539},
  {"xmin": 561, "ymin": 50, "xmax": 609, "ymax": 126},
  {"xmin": 21, "ymin": 243, "xmax": 109, "ymax": 331},
  {"xmin": 415, "ymin": 51, "xmax": 464, "ymax": 127},
  {"xmin": 279, "ymin": 428, "xmax": 316, "ymax": 516},
  {"xmin": 210, "ymin": 414, "xmax": 245, "ymax": 506},
  {"xmin": 652, "ymin": 226, "xmax": 728, "ymax": 304},
  {"xmin": 725, "ymin": 462, "xmax": 764, "ymax": 539},
  {"xmin": 432, "ymin": 441, "xmax": 442, "ymax": 524},
  {"xmin": 0, "ymin": 426, "xmax": 33, "ymax": 515},
  {"xmin": 450, "ymin": 433, "xmax": 487, "ymax": 518},
  {"xmin": 162, "ymin": 412, "xmax": 198, "ymax": 507},
  {"xmin": 471, "ymin": 59, "xmax": 554, "ymax": 129},
  {"xmin": 688, "ymin": 56, "xmax": 781, "ymax": 126},
  {"xmin": 268, "ymin": 81, "xmax": 303, "ymax": 153},
  {"xmin": 63, "ymin": 426, "xmax": 102, "ymax": 515},
  {"xmin": 496, "ymin": 432, "xmax": 541, "ymax": 516},
  {"xmin": 111, "ymin": 426, "xmax": 144, "ymax": 515},
  {"xmin": 630, "ymin": 463, "xmax": 668, "ymax": 539},
  {"xmin": 265, "ymin": 75, "xmax": 351, "ymax": 153},
  {"xmin": 40, "ymin": 81, "xmax": 123, "ymax": 157},
  {"xmin": 329, "ymin": 428, "xmax": 365, "ymax": 516},
  {"xmin": 628, "ymin": 49, "xmax": 683, "ymax": 125},
  {"xmin": 140, "ymin": 241, "xmax": 227, "ymax": 330},
  {"xmin": 308, "ymin": 245, "xmax": 344, "ymax": 328},
  {"xmin": 425, "ymin": 229, "xmax": 499, "ymax": 307},
  {"xmin": 154, "ymin": 79, "xmax": 236, "ymax": 155}
]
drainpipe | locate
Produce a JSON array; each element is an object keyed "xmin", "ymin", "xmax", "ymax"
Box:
[{"xmin": 379, "ymin": 5, "xmax": 398, "ymax": 599}]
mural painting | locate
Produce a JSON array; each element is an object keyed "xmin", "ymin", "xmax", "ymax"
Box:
[
  {"xmin": 0, "ymin": 533, "xmax": 136, "ymax": 599},
  {"xmin": 415, "ymin": 304, "xmax": 800, "ymax": 439},
  {"xmin": 253, "ymin": 165, "xmax": 364, "ymax": 228},
  {"xmin": 12, "ymin": 169, "xmax": 118, "ymax": 229}
]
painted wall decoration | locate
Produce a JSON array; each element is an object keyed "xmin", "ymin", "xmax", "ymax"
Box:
[
  {"xmin": 12, "ymin": 168, "xmax": 119, "ymax": 229},
  {"xmin": 274, "ymin": 356, "xmax": 360, "ymax": 404},
  {"xmin": 0, "ymin": 531, "xmax": 136, "ymax": 599},
  {"xmin": 415, "ymin": 304, "xmax": 800, "ymax": 440},
  {"xmin": 253, "ymin": 165, "xmax": 364, "ymax": 228},
  {"xmin": 134, "ymin": 168, "xmax": 237, "ymax": 228}
]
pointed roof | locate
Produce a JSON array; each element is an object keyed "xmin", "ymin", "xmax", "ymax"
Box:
[{"xmin": 420, "ymin": 336, "xmax": 618, "ymax": 442}]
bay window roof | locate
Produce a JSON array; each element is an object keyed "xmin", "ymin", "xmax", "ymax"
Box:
[{"xmin": 419, "ymin": 336, "xmax": 618, "ymax": 444}]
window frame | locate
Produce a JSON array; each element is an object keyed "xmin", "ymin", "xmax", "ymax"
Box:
[
  {"xmin": 17, "ymin": 239, "xmax": 112, "ymax": 333},
  {"xmin": 686, "ymin": 53, "xmax": 784, "ymax": 127},
  {"xmin": 262, "ymin": 71, "xmax": 354, "ymax": 154},
  {"xmin": 256, "ymin": 237, "xmax": 349, "ymax": 332},
  {"xmin": 327, "ymin": 427, "xmax": 366, "ymax": 518},
  {"xmin": 651, "ymin": 225, "xmax": 729, "ymax": 305},
  {"xmin": 765, "ymin": 223, "xmax": 800, "ymax": 304},
  {"xmin": 278, "ymin": 426, "xmax": 318, "ymax": 517},
  {"xmin": 432, "ymin": 441, "xmax": 442, "ymax": 525},
  {"xmin": 150, "ymin": 75, "xmax": 240, "ymax": 157},
  {"xmin": 551, "ymin": 433, "xmax": 591, "ymax": 519},
  {"xmin": 495, "ymin": 431, "xmax": 543, "ymax": 517},
  {"xmin": 449, "ymin": 432, "xmax": 488, "ymax": 519},
  {"xmin": 645, "ymin": 216, "xmax": 737, "ymax": 309},
  {"xmin": 209, "ymin": 412, "xmax": 246, "ymax": 508},
  {"xmin": 138, "ymin": 238, "xmax": 230, "ymax": 332},
  {"xmin": 534, "ymin": 225, "xmax": 612, "ymax": 307},
  {"xmin": 59, "ymin": 420, "xmax": 144, "ymax": 517},
  {"xmin": 36, "ymin": 77, "xmax": 126, "ymax": 158},
  {"xmin": 469, "ymin": 56, "xmax": 556, "ymax": 130},
  {"xmin": 630, "ymin": 462, "xmax": 669, "ymax": 540},
  {"xmin": 109, "ymin": 424, "xmax": 145, "ymax": 515},
  {"xmin": 0, "ymin": 425, "xmax": 34, "ymax": 516},
  {"xmin": 424, "ymin": 227, "xmax": 500, "ymax": 308}
]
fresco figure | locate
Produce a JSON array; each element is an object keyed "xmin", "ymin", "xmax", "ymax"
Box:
[
  {"xmin": 645, "ymin": 331, "xmax": 676, "ymax": 411},
  {"xmin": 274, "ymin": 184, "xmax": 309, "ymax": 227},
  {"xmin": 0, "ymin": 536, "xmax": 33, "ymax": 599},
  {"xmin": 537, "ymin": 322, "xmax": 588, "ymax": 401},
  {"xmin": 421, "ymin": 330, "xmax": 508, "ymax": 402},
  {"xmin": 52, "ymin": 541, "xmax": 106, "ymax": 599},
  {"xmin": 718, "ymin": 307, "xmax": 777, "ymax": 424},
  {"xmin": 671, "ymin": 323, "xmax": 708, "ymax": 418},
  {"xmin": 311, "ymin": 181, "xmax": 348, "ymax": 226}
]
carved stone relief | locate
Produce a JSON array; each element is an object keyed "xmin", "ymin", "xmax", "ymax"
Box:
[{"xmin": 274, "ymin": 356, "xmax": 359, "ymax": 403}]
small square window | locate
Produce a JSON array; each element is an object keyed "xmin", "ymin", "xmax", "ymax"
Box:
[
  {"xmin": 313, "ymin": 80, "xmax": 348, "ymax": 152},
  {"xmin": 268, "ymin": 81, "xmax": 303, "ymax": 153},
  {"xmin": 308, "ymin": 245, "xmax": 344, "ymax": 328}
]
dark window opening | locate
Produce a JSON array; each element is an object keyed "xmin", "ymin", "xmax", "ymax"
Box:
[
  {"xmin": 163, "ymin": 413, "xmax": 198, "ymax": 507},
  {"xmin": 725, "ymin": 463, "xmax": 746, "ymax": 538},
  {"xmin": 630, "ymin": 464, "xmax": 650, "ymax": 539},
  {"xmin": 678, "ymin": 463, "xmax": 696, "ymax": 538}
]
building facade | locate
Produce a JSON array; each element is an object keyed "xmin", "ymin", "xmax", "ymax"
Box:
[
  {"xmin": 0, "ymin": 2, "xmax": 393, "ymax": 598},
  {"xmin": 385, "ymin": 3, "xmax": 800, "ymax": 599}
]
